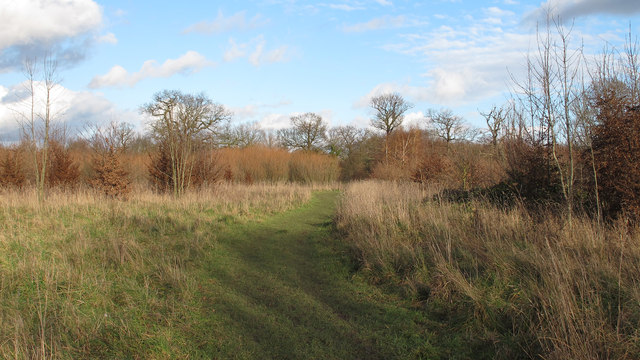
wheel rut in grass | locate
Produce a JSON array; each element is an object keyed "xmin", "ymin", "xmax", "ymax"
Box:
[{"xmin": 196, "ymin": 191, "xmax": 437, "ymax": 359}]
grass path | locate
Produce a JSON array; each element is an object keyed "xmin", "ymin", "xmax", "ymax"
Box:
[{"xmin": 192, "ymin": 190, "xmax": 438, "ymax": 359}]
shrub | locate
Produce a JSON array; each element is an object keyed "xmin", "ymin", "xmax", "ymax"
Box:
[
  {"xmin": 0, "ymin": 147, "xmax": 26, "ymax": 189},
  {"xmin": 91, "ymin": 146, "xmax": 131, "ymax": 199},
  {"xmin": 591, "ymin": 93, "xmax": 640, "ymax": 222},
  {"xmin": 148, "ymin": 142, "xmax": 173, "ymax": 193},
  {"xmin": 47, "ymin": 141, "xmax": 80, "ymax": 189}
]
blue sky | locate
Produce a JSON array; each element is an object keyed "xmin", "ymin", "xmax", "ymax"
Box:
[{"xmin": 1, "ymin": 0, "xmax": 640, "ymax": 141}]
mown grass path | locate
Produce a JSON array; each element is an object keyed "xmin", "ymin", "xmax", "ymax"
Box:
[{"xmin": 193, "ymin": 191, "xmax": 437, "ymax": 359}]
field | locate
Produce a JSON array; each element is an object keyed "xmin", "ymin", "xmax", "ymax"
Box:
[
  {"xmin": 1, "ymin": 181, "xmax": 639, "ymax": 359},
  {"xmin": 0, "ymin": 184, "xmax": 434, "ymax": 359}
]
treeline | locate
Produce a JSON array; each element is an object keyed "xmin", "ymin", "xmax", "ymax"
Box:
[{"xmin": 1, "ymin": 22, "xmax": 639, "ymax": 223}]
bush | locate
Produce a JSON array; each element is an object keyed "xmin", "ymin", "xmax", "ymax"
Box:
[
  {"xmin": 47, "ymin": 141, "xmax": 80, "ymax": 189},
  {"xmin": 0, "ymin": 147, "xmax": 26, "ymax": 189},
  {"xmin": 591, "ymin": 92, "xmax": 640, "ymax": 222},
  {"xmin": 148, "ymin": 142, "xmax": 173, "ymax": 193},
  {"xmin": 91, "ymin": 146, "xmax": 130, "ymax": 199}
]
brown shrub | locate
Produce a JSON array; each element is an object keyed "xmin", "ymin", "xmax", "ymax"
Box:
[
  {"xmin": 592, "ymin": 92, "xmax": 640, "ymax": 222},
  {"xmin": 504, "ymin": 138, "xmax": 562, "ymax": 203},
  {"xmin": 47, "ymin": 141, "xmax": 80, "ymax": 189},
  {"xmin": 148, "ymin": 142, "xmax": 173, "ymax": 192},
  {"xmin": 412, "ymin": 152, "xmax": 447, "ymax": 184},
  {"xmin": 0, "ymin": 147, "xmax": 26, "ymax": 189},
  {"xmin": 91, "ymin": 146, "xmax": 130, "ymax": 199},
  {"xmin": 190, "ymin": 150, "xmax": 224, "ymax": 188}
]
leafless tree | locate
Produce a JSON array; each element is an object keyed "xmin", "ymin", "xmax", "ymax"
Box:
[
  {"xmin": 277, "ymin": 112, "xmax": 327, "ymax": 151},
  {"xmin": 216, "ymin": 122, "xmax": 265, "ymax": 148},
  {"xmin": 480, "ymin": 105, "xmax": 508, "ymax": 147},
  {"xmin": 19, "ymin": 55, "xmax": 60, "ymax": 203},
  {"xmin": 142, "ymin": 90, "xmax": 232, "ymax": 197},
  {"xmin": 369, "ymin": 93, "xmax": 413, "ymax": 135},
  {"xmin": 86, "ymin": 121, "xmax": 135, "ymax": 154},
  {"xmin": 425, "ymin": 108, "xmax": 469, "ymax": 149},
  {"xmin": 326, "ymin": 125, "xmax": 367, "ymax": 159},
  {"xmin": 510, "ymin": 16, "xmax": 583, "ymax": 223}
]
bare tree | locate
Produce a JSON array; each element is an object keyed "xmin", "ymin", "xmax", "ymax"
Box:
[
  {"xmin": 425, "ymin": 108, "xmax": 469, "ymax": 149},
  {"xmin": 86, "ymin": 121, "xmax": 134, "ymax": 154},
  {"xmin": 277, "ymin": 112, "xmax": 327, "ymax": 151},
  {"xmin": 142, "ymin": 90, "xmax": 232, "ymax": 197},
  {"xmin": 216, "ymin": 122, "xmax": 265, "ymax": 148},
  {"xmin": 19, "ymin": 55, "xmax": 61, "ymax": 203},
  {"xmin": 480, "ymin": 105, "xmax": 508, "ymax": 148},
  {"xmin": 326, "ymin": 125, "xmax": 367, "ymax": 159},
  {"xmin": 511, "ymin": 16, "xmax": 583, "ymax": 223},
  {"xmin": 369, "ymin": 93, "xmax": 413, "ymax": 135}
]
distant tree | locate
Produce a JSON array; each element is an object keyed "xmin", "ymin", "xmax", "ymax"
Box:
[
  {"xmin": 278, "ymin": 112, "xmax": 327, "ymax": 152},
  {"xmin": 369, "ymin": 93, "xmax": 413, "ymax": 136},
  {"xmin": 326, "ymin": 125, "xmax": 366, "ymax": 159},
  {"xmin": 480, "ymin": 105, "xmax": 508, "ymax": 148},
  {"xmin": 425, "ymin": 108, "xmax": 469, "ymax": 148},
  {"xmin": 216, "ymin": 122, "xmax": 265, "ymax": 148},
  {"xmin": 142, "ymin": 90, "xmax": 232, "ymax": 196},
  {"xmin": 326, "ymin": 126, "xmax": 377, "ymax": 181}
]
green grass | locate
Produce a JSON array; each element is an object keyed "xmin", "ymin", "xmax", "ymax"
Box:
[
  {"xmin": 1, "ymin": 189, "xmax": 439, "ymax": 359},
  {"xmin": 192, "ymin": 191, "xmax": 438, "ymax": 359}
]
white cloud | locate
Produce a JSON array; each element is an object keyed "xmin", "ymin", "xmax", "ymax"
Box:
[
  {"xmin": 183, "ymin": 11, "xmax": 268, "ymax": 34},
  {"xmin": 257, "ymin": 113, "xmax": 291, "ymax": 130},
  {"xmin": 525, "ymin": 0, "xmax": 640, "ymax": 24},
  {"xmin": 224, "ymin": 36, "xmax": 290, "ymax": 66},
  {"xmin": 403, "ymin": 111, "xmax": 425, "ymax": 128},
  {"xmin": 356, "ymin": 82, "xmax": 437, "ymax": 108},
  {"xmin": 223, "ymin": 39, "xmax": 248, "ymax": 62},
  {"xmin": 0, "ymin": 0, "xmax": 103, "ymax": 71},
  {"xmin": 328, "ymin": 4, "xmax": 364, "ymax": 11},
  {"xmin": 342, "ymin": 15, "xmax": 409, "ymax": 33},
  {"xmin": 379, "ymin": 21, "xmax": 533, "ymax": 106},
  {"xmin": 89, "ymin": 51, "xmax": 215, "ymax": 88},
  {"xmin": 230, "ymin": 100, "xmax": 292, "ymax": 121},
  {"xmin": 0, "ymin": 81, "xmax": 141, "ymax": 141},
  {"xmin": 375, "ymin": 0, "xmax": 393, "ymax": 6},
  {"xmin": 0, "ymin": 0, "xmax": 102, "ymax": 50},
  {"xmin": 96, "ymin": 32, "xmax": 117, "ymax": 44}
]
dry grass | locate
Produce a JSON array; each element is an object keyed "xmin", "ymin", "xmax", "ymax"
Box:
[
  {"xmin": 336, "ymin": 180, "xmax": 640, "ymax": 359},
  {"xmin": 0, "ymin": 183, "xmax": 317, "ymax": 359}
]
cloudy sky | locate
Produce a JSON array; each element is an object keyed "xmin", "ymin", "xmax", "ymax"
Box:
[{"xmin": 1, "ymin": 0, "xmax": 639, "ymax": 141}]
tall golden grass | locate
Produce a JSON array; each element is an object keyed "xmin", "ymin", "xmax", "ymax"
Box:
[
  {"xmin": 61, "ymin": 145, "xmax": 340, "ymax": 187},
  {"xmin": 336, "ymin": 180, "xmax": 640, "ymax": 359},
  {"xmin": 217, "ymin": 146, "xmax": 340, "ymax": 184}
]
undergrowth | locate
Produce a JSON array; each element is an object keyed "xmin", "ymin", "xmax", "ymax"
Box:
[{"xmin": 336, "ymin": 180, "xmax": 640, "ymax": 359}]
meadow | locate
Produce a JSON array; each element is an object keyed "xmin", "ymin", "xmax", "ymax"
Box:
[{"xmin": 0, "ymin": 184, "xmax": 315, "ymax": 358}]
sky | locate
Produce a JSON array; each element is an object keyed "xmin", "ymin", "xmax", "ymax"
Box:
[{"xmin": 1, "ymin": 0, "xmax": 640, "ymax": 142}]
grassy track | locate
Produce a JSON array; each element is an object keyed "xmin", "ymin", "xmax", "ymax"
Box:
[{"xmin": 192, "ymin": 191, "xmax": 437, "ymax": 359}]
